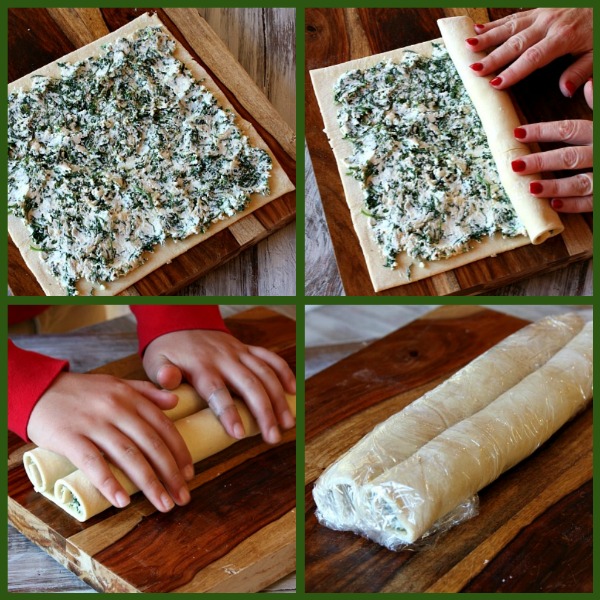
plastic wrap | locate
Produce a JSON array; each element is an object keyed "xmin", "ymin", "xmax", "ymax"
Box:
[{"xmin": 313, "ymin": 315, "xmax": 592, "ymax": 550}]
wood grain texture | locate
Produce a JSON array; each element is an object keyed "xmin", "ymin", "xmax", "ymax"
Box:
[
  {"xmin": 8, "ymin": 8, "xmax": 296, "ymax": 297},
  {"xmin": 304, "ymin": 7, "xmax": 593, "ymax": 296},
  {"xmin": 8, "ymin": 307, "xmax": 296, "ymax": 592},
  {"xmin": 305, "ymin": 306, "xmax": 592, "ymax": 592}
]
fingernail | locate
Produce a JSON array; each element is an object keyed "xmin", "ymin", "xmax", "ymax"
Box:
[
  {"xmin": 161, "ymin": 493, "xmax": 174, "ymax": 511},
  {"xmin": 115, "ymin": 491, "xmax": 130, "ymax": 508},
  {"xmin": 514, "ymin": 127, "xmax": 526, "ymax": 139},
  {"xmin": 587, "ymin": 78, "xmax": 593, "ymax": 84},
  {"xmin": 565, "ymin": 80, "xmax": 576, "ymax": 97},
  {"xmin": 490, "ymin": 77, "xmax": 502, "ymax": 87},
  {"xmin": 178, "ymin": 486, "xmax": 191, "ymax": 505},
  {"xmin": 269, "ymin": 426, "xmax": 281, "ymax": 444},
  {"xmin": 183, "ymin": 464, "xmax": 195, "ymax": 481},
  {"xmin": 282, "ymin": 409, "xmax": 296, "ymax": 429},
  {"xmin": 470, "ymin": 62, "xmax": 484, "ymax": 72},
  {"xmin": 233, "ymin": 423, "xmax": 246, "ymax": 439},
  {"xmin": 466, "ymin": 37, "xmax": 478, "ymax": 46},
  {"xmin": 474, "ymin": 23, "xmax": 485, "ymax": 31},
  {"xmin": 529, "ymin": 181, "xmax": 543, "ymax": 194},
  {"xmin": 551, "ymin": 199, "xmax": 563, "ymax": 210},
  {"xmin": 511, "ymin": 159, "xmax": 526, "ymax": 172}
]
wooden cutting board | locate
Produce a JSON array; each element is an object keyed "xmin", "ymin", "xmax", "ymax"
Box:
[
  {"xmin": 305, "ymin": 8, "xmax": 593, "ymax": 296},
  {"xmin": 305, "ymin": 306, "xmax": 592, "ymax": 592},
  {"xmin": 8, "ymin": 8, "xmax": 296, "ymax": 296},
  {"xmin": 8, "ymin": 307, "xmax": 296, "ymax": 592}
]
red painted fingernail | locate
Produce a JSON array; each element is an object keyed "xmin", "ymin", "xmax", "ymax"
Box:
[
  {"xmin": 529, "ymin": 182, "xmax": 543, "ymax": 194},
  {"xmin": 565, "ymin": 80, "xmax": 576, "ymax": 96},
  {"xmin": 511, "ymin": 159, "xmax": 526, "ymax": 172},
  {"xmin": 490, "ymin": 77, "xmax": 502, "ymax": 87},
  {"xmin": 466, "ymin": 37, "xmax": 479, "ymax": 46},
  {"xmin": 514, "ymin": 127, "xmax": 527, "ymax": 139},
  {"xmin": 474, "ymin": 23, "xmax": 485, "ymax": 30},
  {"xmin": 551, "ymin": 199, "xmax": 563, "ymax": 210},
  {"xmin": 470, "ymin": 62, "xmax": 484, "ymax": 72}
]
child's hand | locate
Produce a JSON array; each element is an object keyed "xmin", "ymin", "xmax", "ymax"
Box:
[
  {"xmin": 142, "ymin": 330, "xmax": 296, "ymax": 445},
  {"xmin": 27, "ymin": 372, "xmax": 194, "ymax": 512}
]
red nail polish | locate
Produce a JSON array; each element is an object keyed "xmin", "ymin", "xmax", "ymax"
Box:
[
  {"xmin": 470, "ymin": 62, "xmax": 484, "ymax": 72},
  {"xmin": 529, "ymin": 182, "xmax": 543, "ymax": 194},
  {"xmin": 565, "ymin": 80, "xmax": 576, "ymax": 96},
  {"xmin": 474, "ymin": 23, "xmax": 485, "ymax": 30},
  {"xmin": 511, "ymin": 159, "xmax": 526, "ymax": 172},
  {"xmin": 514, "ymin": 127, "xmax": 526, "ymax": 139},
  {"xmin": 551, "ymin": 199, "xmax": 563, "ymax": 210},
  {"xmin": 490, "ymin": 77, "xmax": 502, "ymax": 87},
  {"xmin": 466, "ymin": 38, "xmax": 478, "ymax": 46}
]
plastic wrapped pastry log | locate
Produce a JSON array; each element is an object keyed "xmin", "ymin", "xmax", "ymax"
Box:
[
  {"xmin": 23, "ymin": 383, "xmax": 207, "ymax": 498},
  {"xmin": 54, "ymin": 394, "xmax": 296, "ymax": 521},
  {"xmin": 360, "ymin": 321, "xmax": 592, "ymax": 549},
  {"xmin": 313, "ymin": 313, "xmax": 585, "ymax": 533}
]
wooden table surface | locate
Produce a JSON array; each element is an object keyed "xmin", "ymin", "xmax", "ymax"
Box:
[
  {"xmin": 8, "ymin": 306, "xmax": 296, "ymax": 592},
  {"xmin": 183, "ymin": 9, "xmax": 296, "ymax": 296},
  {"xmin": 8, "ymin": 8, "xmax": 296, "ymax": 297},
  {"xmin": 305, "ymin": 8, "xmax": 593, "ymax": 296}
]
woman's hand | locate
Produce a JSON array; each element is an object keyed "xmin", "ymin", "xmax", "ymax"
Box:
[
  {"xmin": 142, "ymin": 330, "xmax": 296, "ymax": 445},
  {"xmin": 511, "ymin": 81, "xmax": 593, "ymax": 213},
  {"xmin": 465, "ymin": 9, "xmax": 593, "ymax": 96},
  {"xmin": 27, "ymin": 373, "xmax": 194, "ymax": 512}
]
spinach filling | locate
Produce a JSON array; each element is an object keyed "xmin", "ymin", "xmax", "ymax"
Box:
[
  {"xmin": 8, "ymin": 26, "xmax": 272, "ymax": 295},
  {"xmin": 334, "ymin": 44, "xmax": 525, "ymax": 269}
]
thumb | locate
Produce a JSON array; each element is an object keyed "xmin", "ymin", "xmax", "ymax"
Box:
[
  {"xmin": 126, "ymin": 380, "xmax": 179, "ymax": 410},
  {"xmin": 560, "ymin": 52, "xmax": 593, "ymax": 97},
  {"xmin": 143, "ymin": 352, "xmax": 184, "ymax": 390}
]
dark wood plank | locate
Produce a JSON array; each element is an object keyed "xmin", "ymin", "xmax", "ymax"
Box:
[
  {"xmin": 305, "ymin": 8, "xmax": 593, "ymax": 296},
  {"xmin": 8, "ymin": 8, "xmax": 295, "ymax": 296},
  {"xmin": 305, "ymin": 308, "xmax": 527, "ymax": 440},
  {"xmin": 305, "ymin": 306, "xmax": 592, "ymax": 592}
]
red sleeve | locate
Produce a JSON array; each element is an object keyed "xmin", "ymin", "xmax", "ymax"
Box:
[
  {"xmin": 8, "ymin": 341, "xmax": 69, "ymax": 441},
  {"xmin": 8, "ymin": 306, "xmax": 49, "ymax": 326},
  {"xmin": 131, "ymin": 305, "xmax": 229, "ymax": 355}
]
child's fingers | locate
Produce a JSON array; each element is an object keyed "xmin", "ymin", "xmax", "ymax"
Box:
[
  {"xmin": 142, "ymin": 352, "xmax": 184, "ymax": 390},
  {"xmin": 63, "ymin": 435, "xmax": 131, "ymax": 509},
  {"xmin": 92, "ymin": 424, "xmax": 183, "ymax": 513},
  {"xmin": 207, "ymin": 387, "xmax": 246, "ymax": 439},
  {"xmin": 239, "ymin": 353, "xmax": 295, "ymax": 430},
  {"xmin": 127, "ymin": 380, "xmax": 179, "ymax": 410},
  {"xmin": 247, "ymin": 346, "xmax": 296, "ymax": 394},
  {"xmin": 135, "ymin": 400, "xmax": 194, "ymax": 484}
]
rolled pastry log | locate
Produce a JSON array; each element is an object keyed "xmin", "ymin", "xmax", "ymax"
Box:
[
  {"xmin": 313, "ymin": 313, "xmax": 584, "ymax": 532},
  {"xmin": 363, "ymin": 322, "xmax": 592, "ymax": 547},
  {"xmin": 438, "ymin": 16, "xmax": 564, "ymax": 244},
  {"xmin": 54, "ymin": 394, "xmax": 296, "ymax": 521},
  {"xmin": 23, "ymin": 383, "xmax": 207, "ymax": 496}
]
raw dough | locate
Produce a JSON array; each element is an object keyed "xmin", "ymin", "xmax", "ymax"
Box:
[
  {"xmin": 437, "ymin": 16, "xmax": 563, "ymax": 245},
  {"xmin": 362, "ymin": 322, "xmax": 592, "ymax": 547},
  {"xmin": 8, "ymin": 13, "xmax": 295, "ymax": 296},
  {"xmin": 313, "ymin": 313, "xmax": 585, "ymax": 533},
  {"xmin": 53, "ymin": 393, "xmax": 296, "ymax": 521},
  {"xmin": 310, "ymin": 16, "xmax": 562, "ymax": 292}
]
